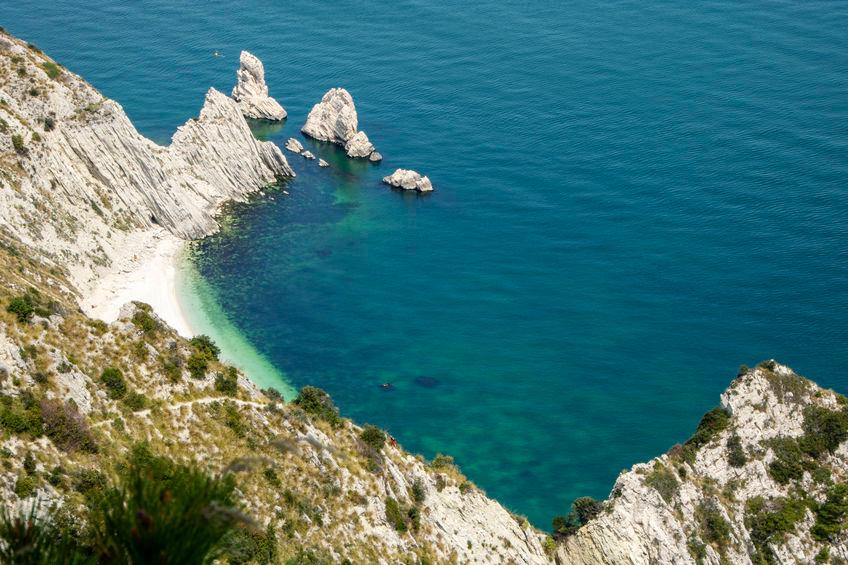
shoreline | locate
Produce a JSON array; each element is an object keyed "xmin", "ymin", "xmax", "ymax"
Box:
[
  {"xmin": 83, "ymin": 229, "xmax": 193, "ymax": 337},
  {"xmin": 82, "ymin": 228, "xmax": 296, "ymax": 399}
]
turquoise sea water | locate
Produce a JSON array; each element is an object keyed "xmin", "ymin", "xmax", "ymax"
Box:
[{"xmin": 4, "ymin": 1, "xmax": 847, "ymax": 527}]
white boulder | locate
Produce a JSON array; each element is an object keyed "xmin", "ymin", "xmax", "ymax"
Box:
[
  {"xmin": 318, "ymin": 159, "xmax": 330, "ymax": 168},
  {"xmin": 382, "ymin": 169, "xmax": 433, "ymax": 192},
  {"xmin": 231, "ymin": 51, "xmax": 287, "ymax": 120},
  {"xmin": 285, "ymin": 138, "xmax": 304, "ymax": 153},
  {"xmin": 301, "ymin": 151, "xmax": 315, "ymax": 160},
  {"xmin": 302, "ymin": 88, "xmax": 378, "ymax": 159}
]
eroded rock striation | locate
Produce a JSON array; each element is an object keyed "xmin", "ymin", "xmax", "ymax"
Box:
[
  {"xmin": 557, "ymin": 362, "xmax": 848, "ymax": 565},
  {"xmin": 382, "ymin": 169, "xmax": 434, "ymax": 192},
  {"xmin": 0, "ymin": 34, "xmax": 293, "ymax": 299},
  {"xmin": 301, "ymin": 88, "xmax": 378, "ymax": 159},
  {"xmin": 230, "ymin": 50, "xmax": 287, "ymax": 120}
]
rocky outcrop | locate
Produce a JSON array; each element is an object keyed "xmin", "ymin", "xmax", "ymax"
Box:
[
  {"xmin": 0, "ymin": 33, "xmax": 293, "ymax": 299},
  {"xmin": 318, "ymin": 158, "xmax": 330, "ymax": 168},
  {"xmin": 230, "ymin": 51, "xmax": 287, "ymax": 120},
  {"xmin": 557, "ymin": 362, "xmax": 848, "ymax": 565},
  {"xmin": 382, "ymin": 169, "xmax": 433, "ymax": 192},
  {"xmin": 369, "ymin": 151, "xmax": 383, "ymax": 162},
  {"xmin": 301, "ymin": 150, "xmax": 315, "ymax": 160},
  {"xmin": 301, "ymin": 88, "xmax": 378, "ymax": 159},
  {"xmin": 285, "ymin": 137, "xmax": 304, "ymax": 153}
]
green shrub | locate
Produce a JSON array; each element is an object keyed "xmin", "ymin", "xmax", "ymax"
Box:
[
  {"xmin": 294, "ymin": 386, "xmax": 341, "ymax": 427},
  {"xmin": 263, "ymin": 467, "xmax": 280, "ymax": 487},
  {"xmin": 40, "ymin": 398, "xmax": 97, "ymax": 453},
  {"xmin": 6, "ymin": 294, "xmax": 35, "ymax": 322},
  {"xmin": 100, "ymin": 367, "xmax": 126, "ymax": 399},
  {"xmin": 186, "ymin": 353, "xmax": 208, "ymax": 379},
  {"xmin": 552, "ymin": 497, "xmax": 603, "ymax": 538},
  {"xmin": 122, "ymin": 391, "xmax": 147, "ymax": 411},
  {"xmin": 23, "ymin": 451, "xmax": 36, "ymax": 475},
  {"xmin": 215, "ymin": 367, "xmax": 238, "ymax": 396},
  {"xmin": 41, "ymin": 61, "xmax": 61, "ymax": 79},
  {"xmin": 645, "ymin": 463, "xmax": 679, "ymax": 504},
  {"xmin": 360, "ymin": 425, "xmax": 386, "ymax": 452},
  {"xmin": 385, "ymin": 497, "xmax": 407, "ymax": 533},
  {"xmin": 726, "ymin": 434, "xmax": 747, "ymax": 468},
  {"xmin": 799, "ymin": 405, "xmax": 848, "ymax": 458},
  {"xmin": 131, "ymin": 309, "xmax": 160, "ymax": 336},
  {"xmin": 14, "ymin": 474, "xmax": 37, "ymax": 498},
  {"xmin": 0, "ymin": 504, "xmax": 91, "ymax": 564},
  {"xmin": 411, "ymin": 478, "xmax": 426, "ymax": 504},
  {"xmin": 11, "ymin": 134, "xmax": 26, "ymax": 154},
  {"xmin": 812, "ymin": 483, "xmax": 848, "ymax": 542},
  {"xmin": 43, "ymin": 116, "xmax": 56, "ymax": 131},
  {"xmin": 161, "ymin": 354, "xmax": 183, "ymax": 383},
  {"xmin": 262, "ymin": 387, "xmax": 283, "ymax": 402},
  {"xmin": 31, "ymin": 132, "xmax": 41, "ymax": 142},
  {"xmin": 696, "ymin": 500, "xmax": 731, "ymax": 550},
  {"xmin": 0, "ymin": 396, "xmax": 42, "ymax": 436},
  {"xmin": 430, "ymin": 454, "xmax": 455, "ymax": 469},
  {"xmin": 190, "ymin": 335, "xmax": 220, "ymax": 360},
  {"xmin": 87, "ymin": 446, "xmax": 243, "ymax": 563},
  {"xmin": 216, "ymin": 523, "xmax": 278, "ymax": 565},
  {"xmin": 746, "ymin": 495, "xmax": 811, "ymax": 562},
  {"xmin": 686, "ymin": 408, "xmax": 731, "ymax": 451},
  {"xmin": 222, "ymin": 402, "xmax": 246, "ymax": 437},
  {"xmin": 767, "ymin": 438, "xmax": 807, "ymax": 485}
]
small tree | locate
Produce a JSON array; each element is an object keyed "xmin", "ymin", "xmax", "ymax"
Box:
[
  {"xmin": 6, "ymin": 294, "xmax": 35, "ymax": 322},
  {"xmin": 215, "ymin": 367, "xmax": 238, "ymax": 396},
  {"xmin": 186, "ymin": 353, "xmax": 208, "ymax": 379},
  {"xmin": 190, "ymin": 335, "xmax": 220, "ymax": 361},
  {"xmin": 100, "ymin": 367, "xmax": 127, "ymax": 399},
  {"xmin": 360, "ymin": 425, "xmax": 386, "ymax": 452}
]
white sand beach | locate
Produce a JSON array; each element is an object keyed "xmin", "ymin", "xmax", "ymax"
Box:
[{"xmin": 82, "ymin": 228, "xmax": 194, "ymax": 338}]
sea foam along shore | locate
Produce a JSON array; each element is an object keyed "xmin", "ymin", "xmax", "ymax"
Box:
[{"xmin": 83, "ymin": 229, "xmax": 295, "ymax": 398}]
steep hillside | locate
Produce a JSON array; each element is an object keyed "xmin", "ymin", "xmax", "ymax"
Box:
[{"xmin": 0, "ymin": 28, "xmax": 846, "ymax": 565}]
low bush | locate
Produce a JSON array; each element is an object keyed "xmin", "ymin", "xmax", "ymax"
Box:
[
  {"xmin": 11, "ymin": 134, "xmax": 26, "ymax": 154},
  {"xmin": 411, "ymin": 478, "xmax": 427, "ymax": 504},
  {"xmin": 294, "ymin": 386, "xmax": 341, "ymax": 427},
  {"xmin": 726, "ymin": 434, "xmax": 747, "ymax": 468},
  {"xmin": 40, "ymin": 398, "xmax": 97, "ymax": 453},
  {"xmin": 215, "ymin": 367, "xmax": 238, "ymax": 396},
  {"xmin": 131, "ymin": 308, "xmax": 160, "ymax": 336},
  {"xmin": 190, "ymin": 335, "xmax": 220, "ymax": 361},
  {"xmin": 645, "ymin": 463, "xmax": 679, "ymax": 504},
  {"xmin": 6, "ymin": 293, "xmax": 35, "ymax": 322},
  {"xmin": 14, "ymin": 474, "xmax": 37, "ymax": 498},
  {"xmin": 41, "ymin": 61, "xmax": 61, "ymax": 79},
  {"xmin": 799, "ymin": 405, "xmax": 848, "ymax": 458},
  {"xmin": 385, "ymin": 497, "xmax": 407, "ymax": 533},
  {"xmin": 100, "ymin": 367, "xmax": 126, "ymax": 399},
  {"xmin": 552, "ymin": 497, "xmax": 603, "ymax": 538},
  {"xmin": 696, "ymin": 500, "xmax": 731, "ymax": 550},
  {"xmin": 360, "ymin": 425, "xmax": 386, "ymax": 452},
  {"xmin": 746, "ymin": 495, "xmax": 811, "ymax": 562},
  {"xmin": 122, "ymin": 391, "xmax": 147, "ymax": 411},
  {"xmin": 812, "ymin": 483, "xmax": 848, "ymax": 542},
  {"xmin": 186, "ymin": 353, "xmax": 208, "ymax": 379},
  {"xmin": 0, "ymin": 395, "xmax": 42, "ymax": 436}
]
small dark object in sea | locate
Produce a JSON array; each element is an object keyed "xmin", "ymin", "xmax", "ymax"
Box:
[
  {"xmin": 316, "ymin": 248, "xmax": 333, "ymax": 258},
  {"xmin": 413, "ymin": 376, "xmax": 439, "ymax": 388},
  {"xmin": 379, "ymin": 383, "xmax": 394, "ymax": 392}
]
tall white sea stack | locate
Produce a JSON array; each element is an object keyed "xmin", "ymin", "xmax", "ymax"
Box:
[
  {"xmin": 301, "ymin": 88, "xmax": 378, "ymax": 159},
  {"xmin": 231, "ymin": 51, "xmax": 287, "ymax": 120}
]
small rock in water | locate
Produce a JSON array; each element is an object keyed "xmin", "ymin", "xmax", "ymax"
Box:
[
  {"xmin": 414, "ymin": 376, "xmax": 439, "ymax": 388},
  {"xmin": 285, "ymin": 138, "xmax": 304, "ymax": 153},
  {"xmin": 301, "ymin": 150, "xmax": 315, "ymax": 160},
  {"xmin": 369, "ymin": 151, "xmax": 382, "ymax": 162},
  {"xmin": 382, "ymin": 169, "xmax": 433, "ymax": 192},
  {"xmin": 379, "ymin": 383, "xmax": 395, "ymax": 392},
  {"xmin": 318, "ymin": 159, "xmax": 330, "ymax": 168}
]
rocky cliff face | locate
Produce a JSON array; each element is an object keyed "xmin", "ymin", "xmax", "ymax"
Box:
[
  {"xmin": 1, "ymin": 30, "xmax": 846, "ymax": 565},
  {"xmin": 301, "ymin": 88, "xmax": 378, "ymax": 159},
  {"xmin": 0, "ymin": 33, "xmax": 293, "ymax": 301},
  {"xmin": 557, "ymin": 362, "xmax": 848, "ymax": 564},
  {"xmin": 231, "ymin": 51, "xmax": 288, "ymax": 120}
]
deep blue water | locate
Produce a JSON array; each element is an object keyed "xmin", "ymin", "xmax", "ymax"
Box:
[{"xmin": 4, "ymin": 1, "xmax": 848, "ymax": 528}]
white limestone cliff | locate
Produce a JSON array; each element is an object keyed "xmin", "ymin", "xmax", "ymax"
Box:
[
  {"xmin": 557, "ymin": 362, "xmax": 848, "ymax": 564},
  {"xmin": 230, "ymin": 50, "xmax": 287, "ymax": 120},
  {"xmin": 382, "ymin": 169, "xmax": 434, "ymax": 192},
  {"xmin": 301, "ymin": 88, "xmax": 378, "ymax": 159},
  {"xmin": 0, "ymin": 34, "xmax": 293, "ymax": 307}
]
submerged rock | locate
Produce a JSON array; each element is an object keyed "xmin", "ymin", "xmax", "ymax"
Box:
[
  {"xmin": 301, "ymin": 150, "xmax": 315, "ymax": 160},
  {"xmin": 301, "ymin": 88, "xmax": 379, "ymax": 159},
  {"xmin": 318, "ymin": 159, "xmax": 330, "ymax": 168},
  {"xmin": 382, "ymin": 169, "xmax": 433, "ymax": 192},
  {"xmin": 414, "ymin": 376, "xmax": 439, "ymax": 388},
  {"xmin": 231, "ymin": 51, "xmax": 287, "ymax": 120},
  {"xmin": 285, "ymin": 138, "xmax": 304, "ymax": 153}
]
